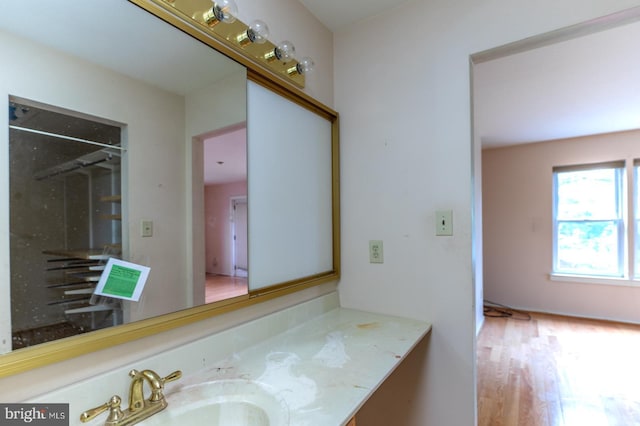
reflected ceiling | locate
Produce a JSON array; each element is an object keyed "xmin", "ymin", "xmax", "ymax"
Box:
[
  {"xmin": 0, "ymin": 1, "xmax": 241, "ymax": 96},
  {"xmin": 204, "ymin": 128, "xmax": 247, "ymax": 185}
]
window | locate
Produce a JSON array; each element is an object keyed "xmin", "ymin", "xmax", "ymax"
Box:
[{"xmin": 552, "ymin": 161, "xmax": 625, "ymax": 278}]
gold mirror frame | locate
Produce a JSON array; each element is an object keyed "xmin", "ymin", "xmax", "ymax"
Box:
[{"xmin": 0, "ymin": 0, "xmax": 340, "ymax": 378}]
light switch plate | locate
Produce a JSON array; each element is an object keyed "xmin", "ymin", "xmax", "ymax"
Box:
[
  {"xmin": 436, "ymin": 210, "xmax": 453, "ymax": 236},
  {"xmin": 141, "ymin": 220, "xmax": 153, "ymax": 237}
]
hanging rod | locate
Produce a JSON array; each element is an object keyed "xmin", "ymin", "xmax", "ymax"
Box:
[
  {"xmin": 33, "ymin": 149, "xmax": 120, "ymax": 181},
  {"xmin": 9, "ymin": 125, "xmax": 124, "ymax": 151}
]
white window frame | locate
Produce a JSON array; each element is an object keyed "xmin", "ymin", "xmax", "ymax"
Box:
[{"xmin": 552, "ymin": 161, "xmax": 626, "ymax": 279}]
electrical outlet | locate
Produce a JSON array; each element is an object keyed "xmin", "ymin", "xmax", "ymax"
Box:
[
  {"xmin": 369, "ymin": 240, "xmax": 384, "ymax": 263},
  {"xmin": 436, "ymin": 210, "xmax": 453, "ymax": 236}
]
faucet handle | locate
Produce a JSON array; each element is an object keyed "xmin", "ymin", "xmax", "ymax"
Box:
[
  {"xmin": 80, "ymin": 395, "xmax": 125, "ymax": 423},
  {"xmin": 162, "ymin": 370, "xmax": 182, "ymax": 385}
]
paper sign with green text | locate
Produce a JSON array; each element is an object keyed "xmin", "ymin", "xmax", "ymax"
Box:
[{"xmin": 94, "ymin": 258, "xmax": 150, "ymax": 301}]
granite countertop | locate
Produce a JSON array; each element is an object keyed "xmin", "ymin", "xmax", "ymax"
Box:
[{"xmin": 149, "ymin": 307, "xmax": 431, "ymax": 425}]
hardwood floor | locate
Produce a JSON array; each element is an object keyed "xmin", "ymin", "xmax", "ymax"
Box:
[
  {"xmin": 205, "ymin": 274, "xmax": 248, "ymax": 303},
  {"xmin": 477, "ymin": 311, "xmax": 640, "ymax": 426}
]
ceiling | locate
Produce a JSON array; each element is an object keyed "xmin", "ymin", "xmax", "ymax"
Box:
[
  {"xmin": 299, "ymin": 1, "xmax": 640, "ymax": 149},
  {"xmin": 0, "ymin": 1, "xmax": 242, "ymax": 96},
  {"xmin": 474, "ymin": 19, "xmax": 640, "ymax": 149},
  {"xmin": 203, "ymin": 127, "xmax": 247, "ymax": 185},
  {"xmin": 298, "ymin": 0, "xmax": 410, "ymax": 32}
]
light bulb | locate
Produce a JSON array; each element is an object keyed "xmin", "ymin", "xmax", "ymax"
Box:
[
  {"xmin": 202, "ymin": 0, "xmax": 238, "ymax": 26},
  {"xmin": 274, "ymin": 40, "xmax": 296, "ymax": 63},
  {"xmin": 214, "ymin": 0, "xmax": 238, "ymax": 23},
  {"xmin": 247, "ymin": 20, "xmax": 270, "ymax": 44},
  {"xmin": 296, "ymin": 57, "xmax": 315, "ymax": 74}
]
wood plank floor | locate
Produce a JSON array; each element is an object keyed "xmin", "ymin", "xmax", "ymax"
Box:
[
  {"xmin": 205, "ymin": 274, "xmax": 248, "ymax": 303},
  {"xmin": 477, "ymin": 311, "xmax": 640, "ymax": 426}
]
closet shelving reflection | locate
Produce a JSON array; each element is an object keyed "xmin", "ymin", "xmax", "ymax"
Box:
[
  {"xmin": 35, "ymin": 147, "xmax": 123, "ymax": 326},
  {"xmin": 10, "ymin": 99, "xmax": 125, "ymax": 331}
]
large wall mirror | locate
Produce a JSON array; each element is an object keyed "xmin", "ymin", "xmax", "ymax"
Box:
[{"xmin": 0, "ymin": 0, "xmax": 339, "ymax": 377}]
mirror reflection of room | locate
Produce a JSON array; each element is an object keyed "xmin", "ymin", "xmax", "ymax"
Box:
[
  {"xmin": 1, "ymin": 0, "xmax": 249, "ymax": 354},
  {"xmin": 0, "ymin": 0, "xmax": 340, "ymax": 367},
  {"xmin": 202, "ymin": 125, "xmax": 248, "ymax": 303},
  {"xmin": 9, "ymin": 98, "xmax": 124, "ymax": 349}
]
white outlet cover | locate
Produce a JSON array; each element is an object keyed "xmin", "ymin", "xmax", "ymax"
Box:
[{"xmin": 369, "ymin": 240, "xmax": 384, "ymax": 263}]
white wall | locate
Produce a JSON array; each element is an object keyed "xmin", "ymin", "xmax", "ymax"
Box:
[
  {"xmin": 334, "ymin": 0, "xmax": 640, "ymax": 425},
  {"xmin": 483, "ymin": 130, "xmax": 640, "ymax": 323}
]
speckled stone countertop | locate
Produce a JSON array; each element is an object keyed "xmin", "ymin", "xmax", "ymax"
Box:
[
  {"xmin": 153, "ymin": 307, "xmax": 431, "ymax": 425},
  {"xmin": 40, "ymin": 293, "xmax": 430, "ymax": 425}
]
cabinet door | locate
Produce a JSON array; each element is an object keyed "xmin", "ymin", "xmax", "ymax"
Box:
[{"xmin": 346, "ymin": 417, "xmax": 357, "ymax": 426}]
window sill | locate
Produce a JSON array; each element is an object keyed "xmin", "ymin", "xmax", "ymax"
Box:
[{"xmin": 549, "ymin": 273, "xmax": 640, "ymax": 287}]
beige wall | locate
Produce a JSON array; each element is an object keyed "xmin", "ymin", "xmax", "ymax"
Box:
[{"xmin": 483, "ymin": 129, "xmax": 640, "ymax": 323}]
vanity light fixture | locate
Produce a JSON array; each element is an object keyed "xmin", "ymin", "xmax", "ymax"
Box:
[
  {"xmin": 237, "ymin": 20, "xmax": 270, "ymax": 46},
  {"xmin": 156, "ymin": 0, "xmax": 311, "ymax": 88},
  {"xmin": 199, "ymin": 0, "xmax": 238, "ymax": 27}
]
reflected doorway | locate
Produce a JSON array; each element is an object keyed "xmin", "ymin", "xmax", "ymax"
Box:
[
  {"xmin": 202, "ymin": 125, "xmax": 248, "ymax": 303},
  {"xmin": 8, "ymin": 97, "xmax": 124, "ymax": 349}
]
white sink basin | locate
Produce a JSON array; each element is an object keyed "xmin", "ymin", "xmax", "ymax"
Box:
[{"xmin": 139, "ymin": 380, "xmax": 289, "ymax": 426}]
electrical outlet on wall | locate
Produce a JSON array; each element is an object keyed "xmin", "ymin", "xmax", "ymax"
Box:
[{"xmin": 369, "ymin": 240, "xmax": 384, "ymax": 263}]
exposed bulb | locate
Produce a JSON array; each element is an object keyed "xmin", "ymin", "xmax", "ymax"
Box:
[
  {"xmin": 247, "ymin": 20, "xmax": 270, "ymax": 44},
  {"xmin": 202, "ymin": 0, "xmax": 238, "ymax": 26},
  {"xmin": 274, "ymin": 40, "xmax": 296, "ymax": 63},
  {"xmin": 296, "ymin": 57, "xmax": 315, "ymax": 74}
]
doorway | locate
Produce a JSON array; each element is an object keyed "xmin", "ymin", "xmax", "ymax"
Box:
[
  {"xmin": 472, "ymin": 7, "xmax": 640, "ymax": 425},
  {"xmin": 8, "ymin": 97, "xmax": 124, "ymax": 348},
  {"xmin": 472, "ymin": 10, "xmax": 640, "ymax": 323},
  {"xmin": 201, "ymin": 125, "xmax": 248, "ymax": 303}
]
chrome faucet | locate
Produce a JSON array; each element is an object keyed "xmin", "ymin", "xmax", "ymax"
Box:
[{"xmin": 80, "ymin": 369, "xmax": 182, "ymax": 425}]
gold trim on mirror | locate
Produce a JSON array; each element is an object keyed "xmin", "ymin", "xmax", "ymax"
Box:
[{"xmin": 0, "ymin": 0, "xmax": 339, "ymax": 378}]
